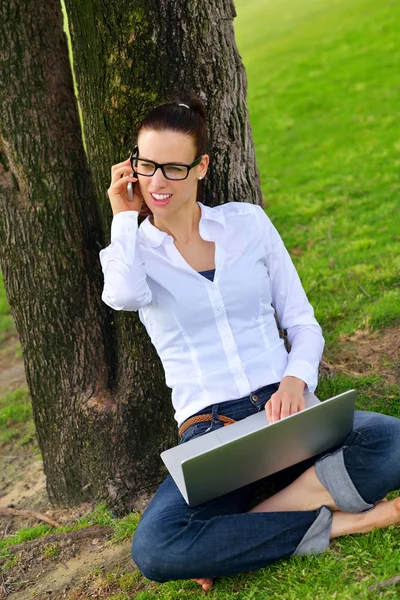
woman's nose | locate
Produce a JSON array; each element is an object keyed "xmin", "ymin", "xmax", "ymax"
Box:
[{"xmin": 151, "ymin": 167, "xmax": 168, "ymax": 187}]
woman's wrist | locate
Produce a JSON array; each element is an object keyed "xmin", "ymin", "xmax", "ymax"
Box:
[{"xmin": 278, "ymin": 376, "xmax": 306, "ymax": 394}]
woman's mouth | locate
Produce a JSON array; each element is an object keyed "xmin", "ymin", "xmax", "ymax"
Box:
[{"xmin": 151, "ymin": 193, "xmax": 172, "ymax": 206}]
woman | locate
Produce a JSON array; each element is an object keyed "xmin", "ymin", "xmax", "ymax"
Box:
[{"xmin": 99, "ymin": 95, "xmax": 400, "ymax": 590}]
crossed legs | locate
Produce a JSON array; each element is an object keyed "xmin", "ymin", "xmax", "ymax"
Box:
[{"xmin": 132, "ymin": 410, "xmax": 400, "ymax": 589}]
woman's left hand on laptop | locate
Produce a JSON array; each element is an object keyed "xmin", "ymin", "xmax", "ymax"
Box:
[{"xmin": 266, "ymin": 376, "xmax": 306, "ymax": 423}]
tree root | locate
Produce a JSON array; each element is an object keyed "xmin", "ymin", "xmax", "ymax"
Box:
[
  {"xmin": 0, "ymin": 507, "xmax": 61, "ymax": 528},
  {"xmin": 6, "ymin": 525, "xmax": 114, "ymax": 553}
]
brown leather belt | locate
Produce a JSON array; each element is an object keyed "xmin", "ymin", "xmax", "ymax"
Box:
[{"xmin": 178, "ymin": 413, "xmax": 237, "ymax": 439}]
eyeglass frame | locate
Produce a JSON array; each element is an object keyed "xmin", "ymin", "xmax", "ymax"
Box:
[{"xmin": 129, "ymin": 145, "xmax": 203, "ymax": 181}]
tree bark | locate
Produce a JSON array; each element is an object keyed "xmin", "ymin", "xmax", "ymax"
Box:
[
  {"xmin": 0, "ymin": 0, "xmax": 263, "ymax": 514},
  {"xmin": 63, "ymin": 0, "xmax": 262, "ymax": 229},
  {"xmin": 0, "ymin": 0, "xmax": 175, "ymax": 514}
]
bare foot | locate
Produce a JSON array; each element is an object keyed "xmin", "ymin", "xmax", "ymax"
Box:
[
  {"xmin": 331, "ymin": 497, "xmax": 400, "ymax": 539},
  {"xmin": 191, "ymin": 577, "xmax": 214, "ymax": 591}
]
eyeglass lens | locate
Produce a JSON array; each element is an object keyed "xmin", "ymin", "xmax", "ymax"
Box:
[{"xmin": 134, "ymin": 160, "xmax": 188, "ymax": 180}]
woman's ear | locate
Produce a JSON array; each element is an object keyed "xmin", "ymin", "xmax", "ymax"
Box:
[{"xmin": 198, "ymin": 154, "xmax": 209, "ymax": 180}]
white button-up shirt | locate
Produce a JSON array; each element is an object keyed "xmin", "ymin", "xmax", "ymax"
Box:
[{"xmin": 99, "ymin": 201, "xmax": 324, "ymax": 426}]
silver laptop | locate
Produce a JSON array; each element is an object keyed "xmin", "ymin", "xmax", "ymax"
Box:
[{"xmin": 161, "ymin": 389, "xmax": 356, "ymax": 506}]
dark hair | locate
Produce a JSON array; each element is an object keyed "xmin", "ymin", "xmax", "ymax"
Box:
[{"xmin": 136, "ymin": 93, "xmax": 209, "ymax": 222}]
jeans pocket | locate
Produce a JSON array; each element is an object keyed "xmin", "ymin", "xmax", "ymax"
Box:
[{"xmin": 253, "ymin": 383, "xmax": 280, "ymax": 410}]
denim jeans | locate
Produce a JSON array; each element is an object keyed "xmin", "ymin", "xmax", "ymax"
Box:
[{"xmin": 131, "ymin": 383, "xmax": 400, "ymax": 582}]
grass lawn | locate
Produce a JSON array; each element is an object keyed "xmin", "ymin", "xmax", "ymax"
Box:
[
  {"xmin": 0, "ymin": 271, "xmax": 15, "ymax": 345},
  {"xmin": 234, "ymin": 0, "xmax": 400, "ymax": 350},
  {"xmin": 1, "ymin": 0, "xmax": 399, "ymax": 598}
]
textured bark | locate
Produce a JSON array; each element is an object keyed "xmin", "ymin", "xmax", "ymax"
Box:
[
  {"xmin": 63, "ymin": 0, "xmax": 263, "ymax": 227},
  {"xmin": 0, "ymin": 0, "xmax": 175, "ymax": 513},
  {"xmin": 62, "ymin": 0, "xmax": 264, "ymax": 511},
  {"xmin": 0, "ymin": 0, "xmax": 108, "ymax": 505},
  {"xmin": 0, "ymin": 0, "xmax": 263, "ymax": 514}
]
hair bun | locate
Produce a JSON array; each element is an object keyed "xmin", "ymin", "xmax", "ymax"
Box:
[{"xmin": 173, "ymin": 92, "xmax": 207, "ymax": 122}]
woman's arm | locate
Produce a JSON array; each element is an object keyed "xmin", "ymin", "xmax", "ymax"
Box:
[
  {"xmin": 99, "ymin": 211, "xmax": 152, "ymax": 311},
  {"xmin": 254, "ymin": 205, "xmax": 325, "ymax": 421},
  {"xmin": 99, "ymin": 159, "xmax": 152, "ymax": 311}
]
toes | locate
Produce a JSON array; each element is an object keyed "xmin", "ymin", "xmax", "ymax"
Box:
[{"xmin": 190, "ymin": 577, "xmax": 214, "ymax": 590}]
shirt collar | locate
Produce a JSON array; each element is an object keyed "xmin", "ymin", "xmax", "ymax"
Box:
[{"xmin": 139, "ymin": 201, "xmax": 226, "ymax": 248}]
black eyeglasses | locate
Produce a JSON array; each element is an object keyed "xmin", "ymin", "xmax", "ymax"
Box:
[{"xmin": 129, "ymin": 145, "xmax": 203, "ymax": 181}]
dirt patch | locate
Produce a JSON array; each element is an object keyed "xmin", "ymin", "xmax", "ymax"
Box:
[
  {"xmin": 0, "ymin": 363, "xmax": 27, "ymax": 397},
  {"xmin": 0, "ymin": 338, "xmax": 140, "ymax": 600},
  {"xmin": 0, "ymin": 448, "xmax": 97, "ymax": 541},
  {"xmin": 2, "ymin": 531, "xmax": 133, "ymax": 600},
  {"xmin": 0, "ymin": 449, "xmax": 56, "ymax": 544},
  {"xmin": 1, "ymin": 324, "xmax": 397, "ymax": 599},
  {"xmin": 323, "ymin": 325, "xmax": 400, "ymax": 384},
  {"xmin": 0, "ymin": 458, "xmax": 46, "ymax": 510}
]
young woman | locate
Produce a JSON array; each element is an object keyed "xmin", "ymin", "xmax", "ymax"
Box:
[{"xmin": 100, "ymin": 96, "xmax": 400, "ymax": 590}]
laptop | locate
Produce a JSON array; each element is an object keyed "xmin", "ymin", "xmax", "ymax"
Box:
[{"xmin": 161, "ymin": 389, "xmax": 356, "ymax": 506}]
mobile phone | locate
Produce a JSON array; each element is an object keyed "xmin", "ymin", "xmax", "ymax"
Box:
[
  {"xmin": 127, "ymin": 179, "xmax": 134, "ymax": 202},
  {"xmin": 128, "ymin": 145, "xmax": 138, "ymax": 202}
]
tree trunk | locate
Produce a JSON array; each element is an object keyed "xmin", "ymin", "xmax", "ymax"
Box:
[
  {"xmin": 0, "ymin": 0, "xmax": 263, "ymax": 514},
  {"xmin": 0, "ymin": 0, "xmax": 175, "ymax": 514},
  {"xmin": 63, "ymin": 0, "xmax": 262, "ymax": 228}
]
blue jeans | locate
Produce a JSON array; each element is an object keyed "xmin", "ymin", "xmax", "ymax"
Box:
[{"xmin": 131, "ymin": 383, "xmax": 400, "ymax": 582}]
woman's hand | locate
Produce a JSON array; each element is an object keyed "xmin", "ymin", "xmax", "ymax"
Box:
[
  {"xmin": 265, "ymin": 376, "xmax": 306, "ymax": 423},
  {"xmin": 107, "ymin": 158, "xmax": 143, "ymax": 216}
]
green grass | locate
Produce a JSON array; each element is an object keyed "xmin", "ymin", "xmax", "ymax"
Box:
[
  {"xmin": 0, "ymin": 270, "xmax": 15, "ymax": 343},
  {"xmin": 62, "ymin": 520, "xmax": 400, "ymax": 600},
  {"xmin": 1, "ymin": 0, "xmax": 399, "ymax": 598},
  {"xmin": 0, "ymin": 502, "xmax": 139, "ymax": 557},
  {"xmin": 0, "ymin": 502, "xmax": 141, "ymax": 577},
  {"xmin": 0, "ymin": 387, "xmax": 36, "ymax": 445},
  {"xmin": 234, "ymin": 0, "xmax": 400, "ymax": 349},
  {"xmin": 1, "ymin": 377, "xmax": 399, "ymax": 597}
]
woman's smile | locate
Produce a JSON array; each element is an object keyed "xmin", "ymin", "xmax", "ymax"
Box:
[{"xmin": 150, "ymin": 192, "xmax": 173, "ymax": 205}]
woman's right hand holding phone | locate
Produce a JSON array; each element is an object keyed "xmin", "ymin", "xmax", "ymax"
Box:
[{"xmin": 107, "ymin": 158, "xmax": 143, "ymax": 216}]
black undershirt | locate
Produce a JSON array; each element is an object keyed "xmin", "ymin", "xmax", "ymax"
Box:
[{"xmin": 198, "ymin": 268, "xmax": 215, "ymax": 282}]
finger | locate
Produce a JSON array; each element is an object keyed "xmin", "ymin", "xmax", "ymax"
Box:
[
  {"xmin": 111, "ymin": 165, "xmax": 136, "ymax": 184},
  {"xmin": 289, "ymin": 398, "xmax": 303, "ymax": 416},
  {"xmin": 265, "ymin": 401, "xmax": 271, "ymax": 423},
  {"xmin": 266, "ymin": 393, "xmax": 278, "ymax": 423},
  {"xmin": 111, "ymin": 158, "xmax": 131, "ymax": 175},
  {"xmin": 266, "ymin": 396, "xmax": 275, "ymax": 422},
  {"xmin": 290, "ymin": 402, "xmax": 301, "ymax": 417},
  {"xmin": 107, "ymin": 177, "xmax": 138, "ymax": 200},
  {"xmin": 111, "ymin": 169, "xmax": 136, "ymax": 186},
  {"xmin": 281, "ymin": 400, "xmax": 291, "ymax": 419},
  {"xmin": 271, "ymin": 399, "xmax": 281, "ymax": 423},
  {"xmin": 289, "ymin": 396, "xmax": 305, "ymax": 417},
  {"xmin": 111, "ymin": 175, "xmax": 138, "ymax": 191}
]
